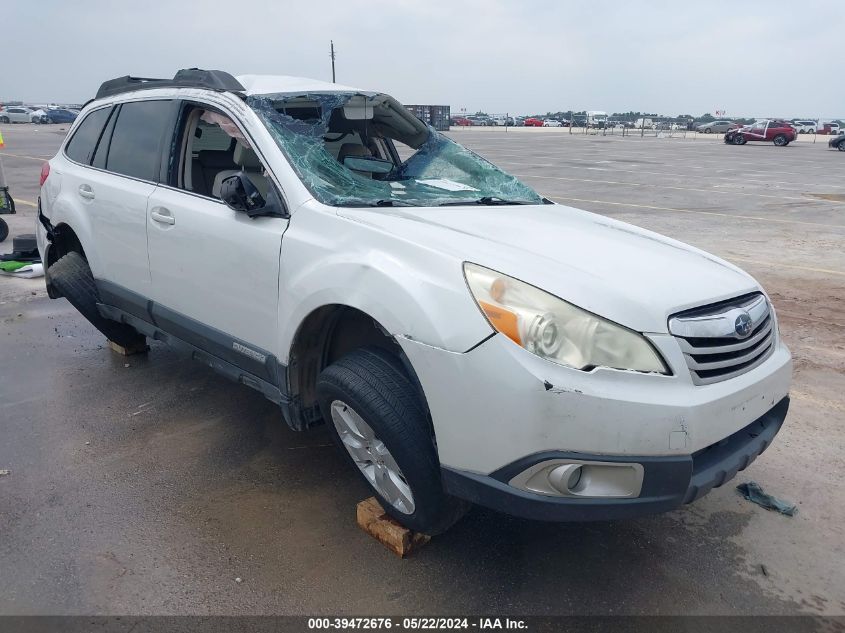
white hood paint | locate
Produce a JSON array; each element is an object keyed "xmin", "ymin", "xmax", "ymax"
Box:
[{"xmin": 340, "ymin": 203, "xmax": 759, "ymax": 334}]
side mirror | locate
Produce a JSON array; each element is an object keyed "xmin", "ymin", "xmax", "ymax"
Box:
[{"xmin": 220, "ymin": 173, "xmax": 266, "ymax": 216}]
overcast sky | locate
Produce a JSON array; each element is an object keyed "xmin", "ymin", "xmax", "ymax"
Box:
[{"xmin": 5, "ymin": 0, "xmax": 844, "ymax": 118}]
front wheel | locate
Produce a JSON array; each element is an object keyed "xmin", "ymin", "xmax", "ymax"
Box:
[
  {"xmin": 773, "ymin": 134, "xmax": 788, "ymax": 146},
  {"xmin": 704, "ymin": 127, "xmax": 712, "ymax": 133},
  {"xmin": 838, "ymin": 142, "xmax": 845, "ymax": 152},
  {"xmin": 733, "ymin": 134, "xmax": 747, "ymax": 145},
  {"xmin": 317, "ymin": 347, "xmax": 468, "ymax": 535}
]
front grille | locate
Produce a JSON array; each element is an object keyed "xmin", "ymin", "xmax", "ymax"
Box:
[{"xmin": 668, "ymin": 293, "xmax": 776, "ymax": 385}]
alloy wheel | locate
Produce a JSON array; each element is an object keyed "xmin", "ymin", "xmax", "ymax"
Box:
[{"xmin": 330, "ymin": 400, "xmax": 415, "ymax": 514}]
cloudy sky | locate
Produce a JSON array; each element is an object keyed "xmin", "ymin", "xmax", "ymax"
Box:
[{"xmin": 5, "ymin": 0, "xmax": 844, "ymax": 118}]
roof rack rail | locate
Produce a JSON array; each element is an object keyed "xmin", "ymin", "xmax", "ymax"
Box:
[{"xmin": 95, "ymin": 68, "xmax": 245, "ymax": 100}]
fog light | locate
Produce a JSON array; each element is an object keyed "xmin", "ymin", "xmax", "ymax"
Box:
[
  {"xmin": 548, "ymin": 464, "xmax": 582, "ymax": 494},
  {"xmin": 509, "ymin": 459, "xmax": 644, "ymax": 498}
]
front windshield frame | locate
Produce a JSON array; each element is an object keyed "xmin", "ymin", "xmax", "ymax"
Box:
[{"xmin": 246, "ymin": 91, "xmax": 543, "ymax": 208}]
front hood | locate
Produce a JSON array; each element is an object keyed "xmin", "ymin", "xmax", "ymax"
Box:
[{"xmin": 339, "ymin": 203, "xmax": 759, "ymax": 334}]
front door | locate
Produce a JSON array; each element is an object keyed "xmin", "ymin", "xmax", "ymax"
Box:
[{"xmin": 145, "ymin": 102, "xmax": 287, "ymax": 375}]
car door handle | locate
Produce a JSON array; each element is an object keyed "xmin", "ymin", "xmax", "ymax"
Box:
[
  {"xmin": 150, "ymin": 208, "xmax": 175, "ymax": 225},
  {"xmin": 78, "ymin": 184, "xmax": 95, "ymax": 200}
]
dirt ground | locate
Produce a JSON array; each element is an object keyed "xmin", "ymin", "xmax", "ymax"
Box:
[{"xmin": 0, "ymin": 123, "xmax": 843, "ymax": 616}]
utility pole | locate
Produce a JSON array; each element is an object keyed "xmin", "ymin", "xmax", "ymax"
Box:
[{"xmin": 330, "ymin": 40, "xmax": 336, "ymax": 83}]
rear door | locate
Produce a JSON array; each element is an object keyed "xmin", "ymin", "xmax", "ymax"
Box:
[
  {"xmin": 145, "ymin": 100, "xmax": 287, "ymax": 371},
  {"xmin": 80, "ymin": 100, "xmax": 177, "ymax": 304}
]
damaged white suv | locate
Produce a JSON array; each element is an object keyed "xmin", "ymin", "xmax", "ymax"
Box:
[{"xmin": 37, "ymin": 69, "xmax": 792, "ymax": 534}]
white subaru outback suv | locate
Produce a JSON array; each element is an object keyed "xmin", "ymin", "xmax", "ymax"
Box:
[{"xmin": 37, "ymin": 69, "xmax": 792, "ymax": 534}]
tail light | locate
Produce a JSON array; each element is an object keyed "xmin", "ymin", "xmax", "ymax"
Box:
[{"xmin": 40, "ymin": 162, "xmax": 50, "ymax": 187}]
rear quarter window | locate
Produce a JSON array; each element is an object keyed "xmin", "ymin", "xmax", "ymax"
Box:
[
  {"xmin": 105, "ymin": 100, "xmax": 174, "ymax": 181},
  {"xmin": 64, "ymin": 107, "xmax": 112, "ymax": 165}
]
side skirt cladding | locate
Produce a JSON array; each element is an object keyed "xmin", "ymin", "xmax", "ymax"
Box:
[{"xmin": 95, "ymin": 279, "xmax": 304, "ymax": 429}]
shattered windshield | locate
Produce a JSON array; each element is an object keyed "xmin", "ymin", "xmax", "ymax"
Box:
[{"xmin": 247, "ymin": 92, "xmax": 543, "ymax": 207}]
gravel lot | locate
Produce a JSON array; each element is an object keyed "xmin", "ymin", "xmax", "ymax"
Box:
[{"xmin": 1, "ymin": 123, "xmax": 843, "ymax": 616}]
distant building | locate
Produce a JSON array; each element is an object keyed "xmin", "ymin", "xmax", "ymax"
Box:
[{"xmin": 405, "ymin": 104, "xmax": 450, "ymax": 131}]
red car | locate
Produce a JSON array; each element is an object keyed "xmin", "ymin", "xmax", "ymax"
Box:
[
  {"xmin": 724, "ymin": 120, "xmax": 796, "ymax": 146},
  {"xmin": 451, "ymin": 117, "xmax": 472, "ymax": 126},
  {"xmin": 523, "ymin": 117, "xmax": 544, "ymax": 127}
]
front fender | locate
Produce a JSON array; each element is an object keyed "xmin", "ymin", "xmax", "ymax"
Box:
[{"xmin": 277, "ymin": 205, "xmax": 493, "ymax": 361}]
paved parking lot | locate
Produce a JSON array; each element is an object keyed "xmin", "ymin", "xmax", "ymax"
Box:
[{"xmin": 1, "ymin": 124, "xmax": 843, "ymax": 616}]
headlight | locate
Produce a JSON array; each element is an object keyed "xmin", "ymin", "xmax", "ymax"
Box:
[{"xmin": 464, "ymin": 263, "xmax": 668, "ymax": 374}]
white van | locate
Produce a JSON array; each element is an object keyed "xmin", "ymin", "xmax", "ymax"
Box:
[{"xmin": 37, "ymin": 69, "xmax": 791, "ymax": 534}]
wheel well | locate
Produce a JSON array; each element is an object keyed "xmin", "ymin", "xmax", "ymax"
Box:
[
  {"xmin": 45, "ymin": 224, "xmax": 85, "ymax": 298},
  {"xmin": 286, "ymin": 305, "xmax": 434, "ymax": 439},
  {"xmin": 47, "ymin": 223, "xmax": 85, "ymax": 267}
]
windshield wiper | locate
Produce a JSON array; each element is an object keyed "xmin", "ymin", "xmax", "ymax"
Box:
[
  {"xmin": 437, "ymin": 196, "xmax": 531, "ymax": 207},
  {"xmin": 337, "ymin": 199, "xmax": 417, "ymax": 208},
  {"xmin": 374, "ymin": 199, "xmax": 416, "ymax": 207}
]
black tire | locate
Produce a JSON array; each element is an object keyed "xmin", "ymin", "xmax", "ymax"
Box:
[
  {"xmin": 734, "ymin": 134, "xmax": 747, "ymax": 145},
  {"xmin": 317, "ymin": 347, "xmax": 469, "ymax": 535},
  {"xmin": 773, "ymin": 134, "xmax": 788, "ymax": 146},
  {"xmin": 0, "ymin": 219, "xmax": 8, "ymax": 243},
  {"xmin": 838, "ymin": 142, "xmax": 845, "ymax": 152},
  {"xmin": 704, "ymin": 127, "xmax": 712, "ymax": 133},
  {"xmin": 48, "ymin": 251, "xmax": 144, "ymax": 347},
  {"xmin": 0, "ymin": 116, "xmax": 9, "ymax": 124}
]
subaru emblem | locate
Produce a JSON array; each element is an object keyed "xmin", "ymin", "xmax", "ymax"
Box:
[{"xmin": 734, "ymin": 312, "xmax": 753, "ymax": 338}]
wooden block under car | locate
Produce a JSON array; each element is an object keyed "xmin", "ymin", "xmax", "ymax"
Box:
[
  {"xmin": 356, "ymin": 497, "xmax": 430, "ymax": 557},
  {"xmin": 108, "ymin": 339, "xmax": 149, "ymax": 356}
]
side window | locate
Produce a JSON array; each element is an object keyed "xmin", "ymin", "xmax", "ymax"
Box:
[
  {"xmin": 106, "ymin": 100, "xmax": 173, "ymax": 181},
  {"xmin": 173, "ymin": 105, "xmax": 270, "ymax": 200},
  {"xmin": 64, "ymin": 107, "xmax": 112, "ymax": 165},
  {"xmin": 91, "ymin": 107, "xmax": 118, "ymax": 170}
]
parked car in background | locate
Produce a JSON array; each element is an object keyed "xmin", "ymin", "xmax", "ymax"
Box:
[
  {"xmin": 828, "ymin": 133, "xmax": 845, "ymax": 151},
  {"xmin": 725, "ymin": 120, "xmax": 796, "ymax": 146},
  {"xmin": 523, "ymin": 117, "xmax": 544, "ymax": 127},
  {"xmin": 696, "ymin": 120, "xmax": 737, "ymax": 134},
  {"xmin": 542, "ymin": 119, "xmax": 562, "ymax": 127},
  {"xmin": 0, "ymin": 106, "xmax": 35, "ymax": 123},
  {"xmin": 791, "ymin": 120, "xmax": 817, "ymax": 134},
  {"xmin": 491, "ymin": 115, "xmax": 514, "ymax": 126},
  {"xmin": 41, "ymin": 108, "xmax": 79, "ymax": 124},
  {"xmin": 817, "ymin": 122, "xmax": 840, "ymax": 135},
  {"xmin": 467, "ymin": 116, "xmax": 491, "ymax": 126},
  {"xmin": 635, "ymin": 118, "xmax": 655, "ymax": 129},
  {"xmin": 451, "ymin": 117, "xmax": 472, "ymax": 127},
  {"xmin": 30, "ymin": 108, "xmax": 47, "ymax": 123}
]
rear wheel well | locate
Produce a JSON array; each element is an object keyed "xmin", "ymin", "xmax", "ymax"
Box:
[
  {"xmin": 47, "ymin": 223, "xmax": 85, "ymax": 267},
  {"xmin": 287, "ymin": 305, "xmax": 434, "ymax": 440},
  {"xmin": 45, "ymin": 224, "xmax": 86, "ymax": 298}
]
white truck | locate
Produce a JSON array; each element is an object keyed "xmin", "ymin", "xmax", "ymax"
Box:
[
  {"xmin": 36, "ymin": 68, "xmax": 792, "ymax": 534},
  {"xmin": 586, "ymin": 111, "xmax": 608, "ymax": 127}
]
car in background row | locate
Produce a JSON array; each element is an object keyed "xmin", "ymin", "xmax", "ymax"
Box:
[
  {"xmin": 829, "ymin": 133, "xmax": 845, "ymax": 151},
  {"xmin": 451, "ymin": 117, "xmax": 472, "ymax": 126},
  {"xmin": 523, "ymin": 117, "xmax": 544, "ymax": 127},
  {"xmin": 724, "ymin": 120, "xmax": 796, "ymax": 146},
  {"xmin": 792, "ymin": 120, "xmax": 818, "ymax": 134},
  {"xmin": 696, "ymin": 120, "xmax": 738, "ymax": 134},
  {"xmin": 0, "ymin": 106, "xmax": 35, "ymax": 123},
  {"xmin": 818, "ymin": 122, "xmax": 841, "ymax": 135},
  {"xmin": 38, "ymin": 108, "xmax": 79, "ymax": 124},
  {"xmin": 542, "ymin": 119, "xmax": 563, "ymax": 127}
]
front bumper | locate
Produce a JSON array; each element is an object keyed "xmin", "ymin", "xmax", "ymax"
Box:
[{"xmin": 442, "ymin": 397, "xmax": 789, "ymax": 521}]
